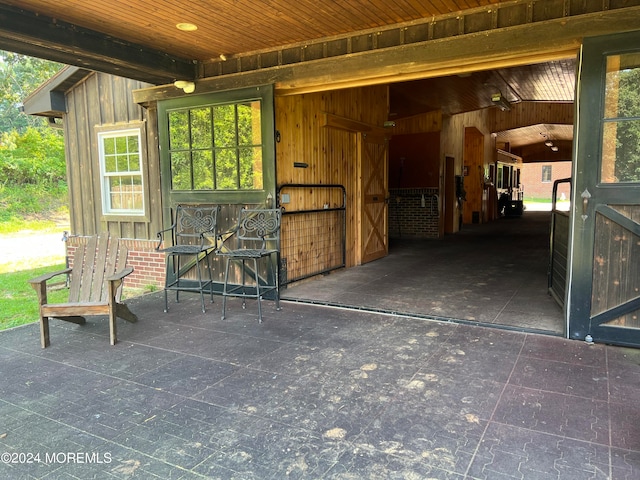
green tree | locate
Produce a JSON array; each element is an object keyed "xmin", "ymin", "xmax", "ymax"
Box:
[
  {"xmin": 0, "ymin": 52, "xmax": 67, "ymax": 230},
  {"xmin": 615, "ymin": 66, "xmax": 640, "ymax": 182},
  {"xmin": 0, "ymin": 51, "xmax": 62, "ymax": 133},
  {"xmin": 0, "ymin": 127, "xmax": 65, "ymax": 185}
]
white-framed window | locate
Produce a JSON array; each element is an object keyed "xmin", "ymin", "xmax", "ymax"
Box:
[
  {"xmin": 541, "ymin": 165, "xmax": 552, "ymax": 183},
  {"xmin": 98, "ymin": 128, "xmax": 145, "ymax": 215}
]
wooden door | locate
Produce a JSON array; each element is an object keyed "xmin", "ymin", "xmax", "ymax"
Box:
[
  {"xmin": 463, "ymin": 127, "xmax": 485, "ymax": 224},
  {"xmin": 359, "ymin": 132, "xmax": 388, "ymax": 264},
  {"xmin": 568, "ymin": 31, "xmax": 640, "ymax": 347},
  {"xmin": 444, "ymin": 156, "xmax": 456, "ymax": 234}
]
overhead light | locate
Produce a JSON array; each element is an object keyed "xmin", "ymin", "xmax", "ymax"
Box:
[
  {"xmin": 491, "ymin": 92, "xmax": 511, "ymax": 112},
  {"xmin": 551, "ymin": 146, "xmax": 559, "ymax": 152},
  {"xmin": 176, "ymin": 22, "xmax": 198, "ymax": 31},
  {"xmin": 174, "ymin": 80, "xmax": 195, "ymax": 94},
  {"xmin": 545, "ymin": 140, "xmax": 553, "ymax": 147}
]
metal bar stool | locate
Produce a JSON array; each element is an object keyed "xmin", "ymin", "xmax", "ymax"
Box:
[
  {"xmin": 217, "ymin": 207, "xmax": 281, "ymax": 322},
  {"xmin": 156, "ymin": 205, "xmax": 220, "ymax": 313}
]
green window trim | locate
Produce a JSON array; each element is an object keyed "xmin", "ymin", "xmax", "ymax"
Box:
[{"xmin": 158, "ymin": 85, "xmax": 275, "ymax": 206}]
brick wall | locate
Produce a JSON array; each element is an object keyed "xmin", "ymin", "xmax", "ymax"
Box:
[
  {"xmin": 65, "ymin": 236, "xmax": 165, "ymax": 291},
  {"xmin": 521, "ymin": 161, "xmax": 572, "ymax": 200},
  {"xmin": 389, "ymin": 188, "xmax": 440, "ymax": 238}
]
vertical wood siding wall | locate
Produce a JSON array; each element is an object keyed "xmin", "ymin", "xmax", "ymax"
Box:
[
  {"xmin": 64, "ymin": 73, "xmax": 164, "ymax": 290},
  {"xmin": 64, "ymin": 72, "xmax": 162, "ymax": 239}
]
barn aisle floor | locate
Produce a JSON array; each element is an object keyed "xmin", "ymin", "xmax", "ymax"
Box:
[{"xmin": 282, "ymin": 211, "xmax": 564, "ymax": 335}]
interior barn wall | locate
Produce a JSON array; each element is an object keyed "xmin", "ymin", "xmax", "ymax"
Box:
[
  {"xmin": 389, "ymin": 132, "xmax": 440, "ymax": 189},
  {"xmin": 275, "ymin": 85, "xmax": 388, "ymax": 279},
  {"xmin": 441, "ymin": 108, "xmax": 494, "ymax": 228},
  {"xmin": 388, "ymin": 132, "xmax": 441, "ymax": 238}
]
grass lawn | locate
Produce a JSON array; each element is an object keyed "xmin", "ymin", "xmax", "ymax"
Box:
[{"xmin": 0, "ymin": 264, "xmax": 69, "ymax": 330}]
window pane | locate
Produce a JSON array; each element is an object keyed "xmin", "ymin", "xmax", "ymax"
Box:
[
  {"xmin": 127, "ymin": 135, "xmax": 139, "ymax": 153},
  {"xmin": 237, "ymin": 101, "xmax": 261, "ymax": 145},
  {"xmin": 116, "ymin": 154, "xmax": 129, "ymax": 172},
  {"xmin": 171, "ymin": 151, "xmax": 191, "ymax": 190},
  {"xmin": 169, "ymin": 110, "xmax": 189, "ymax": 149},
  {"xmin": 109, "ymin": 176, "xmax": 142, "ymax": 211},
  {"xmin": 115, "ymin": 136, "xmax": 127, "ymax": 153},
  {"xmin": 602, "ymin": 53, "xmax": 640, "ymax": 183},
  {"xmin": 103, "ymin": 137, "xmax": 116, "ymax": 155},
  {"xmin": 104, "ymin": 154, "xmax": 117, "ymax": 173},
  {"xmin": 239, "ymin": 147, "xmax": 263, "ymax": 189},
  {"xmin": 602, "ymin": 120, "xmax": 640, "ymax": 183},
  {"xmin": 213, "ymin": 104, "xmax": 236, "ymax": 147},
  {"xmin": 604, "ymin": 53, "xmax": 640, "ymax": 119},
  {"xmin": 129, "ymin": 176, "xmax": 143, "ymax": 210},
  {"xmin": 128, "ymin": 153, "xmax": 140, "ymax": 172},
  {"xmin": 190, "ymin": 107, "xmax": 212, "ymax": 149},
  {"xmin": 192, "ymin": 150, "xmax": 214, "ymax": 190},
  {"xmin": 215, "ymin": 148, "xmax": 238, "ymax": 189}
]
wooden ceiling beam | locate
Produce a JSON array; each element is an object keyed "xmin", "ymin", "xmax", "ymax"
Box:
[{"xmin": 0, "ymin": 4, "xmax": 195, "ymax": 85}]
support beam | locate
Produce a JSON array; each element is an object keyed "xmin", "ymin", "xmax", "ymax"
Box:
[{"xmin": 0, "ymin": 4, "xmax": 194, "ymax": 85}]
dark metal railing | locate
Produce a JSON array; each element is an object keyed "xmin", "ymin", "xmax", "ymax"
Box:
[{"xmin": 548, "ymin": 177, "xmax": 572, "ymax": 307}]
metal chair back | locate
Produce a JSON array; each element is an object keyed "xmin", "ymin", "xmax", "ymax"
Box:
[
  {"xmin": 234, "ymin": 207, "xmax": 281, "ymax": 250},
  {"xmin": 173, "ymin": 204, "xmax": 219, "ymax": 250}
]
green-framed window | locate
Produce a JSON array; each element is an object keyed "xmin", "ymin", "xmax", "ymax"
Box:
[
  {"xmin": 601, "ymin": 52, "xmax": 640, "ymax": 183},
  {"xmin": 169, "ymin": 101, "xmax": 263, "ymax": 191},
  {"xmin": 158, "ymin": 85, "xmax": 275, "ymax": 205}
]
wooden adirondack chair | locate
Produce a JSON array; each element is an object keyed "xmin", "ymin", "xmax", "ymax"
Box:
[{"xmin": 28, "ymin": 234, "xmax": 138, "ymax": 348}]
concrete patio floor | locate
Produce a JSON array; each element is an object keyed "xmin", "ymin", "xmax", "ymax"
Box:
[{"xmin": 1, "ymin": 292, "xmax": 639, "ymax": 479}]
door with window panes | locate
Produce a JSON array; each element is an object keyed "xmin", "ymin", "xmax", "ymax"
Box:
[
  {"xmin": 568, "ymin": 32, "xmax": 640, "ymax": 347},
  {"xmin": 157, "ymin": 86, "xmax": 276, "ymax": 286}
]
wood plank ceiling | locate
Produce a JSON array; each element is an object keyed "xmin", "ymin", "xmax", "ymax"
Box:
[
  {"xmin": 0, "ymin": 0, "xmax": 578, "ymax": 155},
  {"xmin": 0, "ymin": 0, "xmax": 502, "ymax": 61}
]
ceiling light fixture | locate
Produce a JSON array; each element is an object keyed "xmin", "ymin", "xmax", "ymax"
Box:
[
  {"xmin": 176, "ymin": 22, "xmax": 198, "ymax": 32},
  {"xmin": 491, "ymin": 92, "xmax": 511, "ymax": 112},
  {"xmin": 174, "ymin": 80, "xmax": 195, "ymax": 94},
  {"xmin": 542, "ymin": 131, "xmax": 559, "ymax": 151}
]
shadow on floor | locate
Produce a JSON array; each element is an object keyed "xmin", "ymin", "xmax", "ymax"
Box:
[{"xmin": 283, "ymin": 211, "xmax": 564, "ymax": 335}]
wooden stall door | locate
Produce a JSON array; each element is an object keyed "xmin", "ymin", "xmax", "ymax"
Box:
[
  {"xmin": 463, "ymin": 127, "xmax": 485, "ymax": 224},
  {"xmin": 568, "ymin": 31, "xmax": 640, "ymax": 347},
  {"xmin": 359, "ymin": 133, "xmax": 389, "ymax": 264}
]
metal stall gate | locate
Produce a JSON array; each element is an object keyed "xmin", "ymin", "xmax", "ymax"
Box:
[
  {"xmin": 277, "ymin": 184, "xmax": 346, "ymax": 285},
  {"xmin": 548, "ymin": 177, "xmax": 571, "ymax": 308}
]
